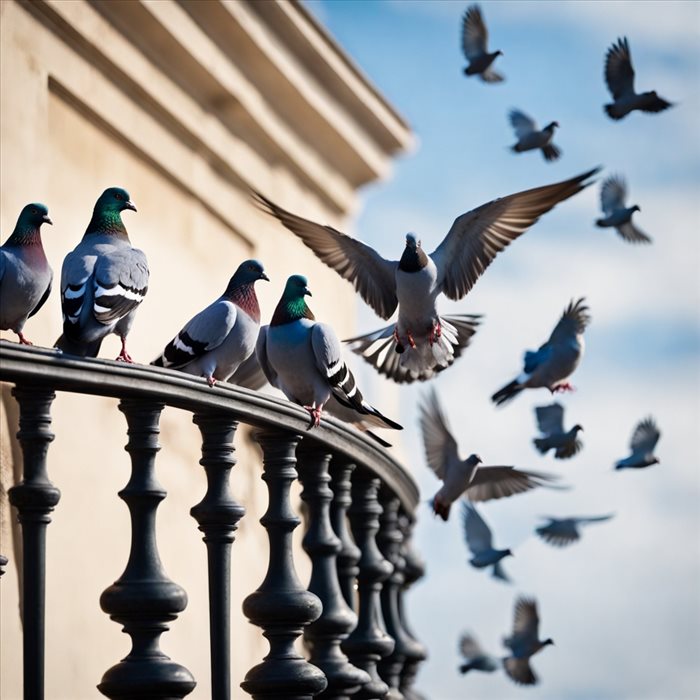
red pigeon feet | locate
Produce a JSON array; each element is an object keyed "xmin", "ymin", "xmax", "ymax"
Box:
[
  {"xmin": 116, "ymin": 338, "xmax": 134, "ymax": 363},
  {"xmin": 206, "ymin": 376, "xmax": 217, "ymax": 387},
  {"xmin": 407, "ymin": 330, "xmax": 417, "ymax": 349},
  {"xmin": 429, "ymin": 320, "xmax": 442, "ymax": 346},
  {"xmin": 553, "ymin": 382, "xmax": 575, "ymax": 393},
  {"xmin": 17, "ymin": 332, "xmax": 33, "ymax": 346},
  {"xmin": 304, "ymin": 405, "xmax": 323, "ymax": 427}
]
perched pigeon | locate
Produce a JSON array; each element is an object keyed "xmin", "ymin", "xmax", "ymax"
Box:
[
  {"xmin": 458, "ymin": 633, "xmax": 499, "ymax": 675},
  {"xmin": 256, "ymin": 275, "xmax": 402, "ymax": 440},
  {"xmin": 536, "ymin": 514, "xmax": 614, "ymax": 547},
  {"xmin": 1, "ymin": 203, "xmax": 53, "ymax": 344},
  {"xmin": 503, "ymin": 597, "xmax": 553, "ymax": 686},
  {"xmin": 596, "ymin": 175, "xmax": 651, "ymax": 243},
  {"xmin": 509, "ymin": 110, "xmax": 561, "ymax": 161},
  {"xmin": 492, "ymin": 298, "xmax": 590, "ymax": 406},
  {"xmin": 55, "ymin": 187, "xmax": 148, "ymax": 361},
  {"xmin": 533, "ymin": 403, "xmax": 583, "ymax": 459},
  {"xmin": 461, "ymin": 501, "xmax": 512, "ymax": 582},
  {"xmin": 461, "ymin": 5, "xmax": 504, "ymax": 83},
  {"xmin": 151, "ymin": 260, "xmax": 268, "ymax": 386},
  {"xmin": 419, "ymin": 388, "xmax": 560, "ymax": 521},
  {"xmin": 604, "ymin": 37, "xmax": 672, "ymax": 120},
  {"xmin": 255, "ymin": 169, "xmax": 598, "ymax": 384},
  {"xmin": 615, "ymin": 417, "xmax": 660, "ymax": 469}
]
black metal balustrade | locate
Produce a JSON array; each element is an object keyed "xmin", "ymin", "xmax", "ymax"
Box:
[{"xmin": 0, "ymin": 342, "xmax": 426, "ymax": 700}]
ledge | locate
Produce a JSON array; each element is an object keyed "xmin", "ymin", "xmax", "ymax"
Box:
[{"xmin": 0, "ymin": 341, "xmax": 418, "ymax": 511}]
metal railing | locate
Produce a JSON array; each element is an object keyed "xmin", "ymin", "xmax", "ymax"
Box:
[{"xmin": 0, "ymin": 341, "xmax": 426, "ymax": 700}]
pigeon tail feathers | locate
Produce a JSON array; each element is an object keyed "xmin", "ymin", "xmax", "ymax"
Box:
[{"xmin": 492, "ymin": 380, "xmax": 523, "ymax": 406}]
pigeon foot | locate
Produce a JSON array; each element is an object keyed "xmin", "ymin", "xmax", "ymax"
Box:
[
  {"xmin": 116, "ymin": 338, "xmax": 134, "ymax": 363},
  {"xmin": 428, "ymin": 320, "xmax": 442, "ymax": 346},
  {"xmin": 205, "ymin": 375, "xmax": 217, "ymax": 387},
  {"xmin": 17, "ymin": 332, "xmax": 33, "ymax": 346},
  {"xmin": 407, "ymin": 330, "xmax": 417, "ymax": 349},
  {"xmin": 553, "ymin": 382, "xmax": 575, "ymax": 393},
  {"xmin": 304, "ymin": 405, "xmax": 323, "ymax": 428},
  {"xmin": 393, "ymin": 327, "xmax": 405, "ymax": 353}
]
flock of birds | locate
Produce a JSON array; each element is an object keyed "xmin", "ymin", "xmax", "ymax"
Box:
[{"xmin": 0, "ymin": 2, "xmax": 671, "ymax": 692}]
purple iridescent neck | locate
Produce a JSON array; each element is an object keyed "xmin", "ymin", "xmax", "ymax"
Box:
[{"xmin": 228, "ymin": 283, "xmax": 261, "ymax": 323}]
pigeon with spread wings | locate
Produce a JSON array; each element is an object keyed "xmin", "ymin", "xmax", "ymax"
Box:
[
  {"xmin": 461, "ymin": 501, "xmax": 512, "ymax": 582},
  {"xmin": 615, "ymin": 417, "xmax": 660, "ymax": 469},
  {"xmin": 255, "ymin": 168, "xmax": 598, "ymax": 384},
  {"xmin": 536, "ymin": 514, "xmax": 614, "ymax": 547},
  {"xmin": 458, "ymin": 633, "xmax": 499, "ymax": 675},
  {"xmin": 533, "ymin": 403, "xmax": 583, "ymax": 459},
  {"xmin": 509, "ymin": 109, "xmax": 561, "ymax": 162},
  {"xmin": 596, "ymin": 175, "xmax": 651, "ymax": 243},
  {"xmin": 419, "ymin": 388, "xmax": 560, "ymax": 521},
  {"xmin": 461, "ymin": 4, "xmax": 504, "ymax": 83}
]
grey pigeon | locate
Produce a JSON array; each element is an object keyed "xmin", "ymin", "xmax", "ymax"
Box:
[
  {"xmin": 604, "ymin": 37, "xmax": 672, "ymax": 120},
  {"xmin": 255, "ymin": 169, "xmax": 598, "ymax": 384},
  {"xmin": 461, "ymin": 500, "xmax": 512, "ymax": 582},
  {"xmin": 55, "ymin": 187, "xmax": 148, "ymax": 361},
  {"xmin": 492, "ymin": 298, "xmax": 590, "ymax": 406},
  {"xmin": 509, "ymin": 110, "xmax": 561, "ymax": 161},
  {"xmin": 419, "ymin": 388, "xmax": 560, "ymax": 521},
  {"xmin": 458, "ymin": 632, "xmax": 499, "ymax": 675},
  {"xmin": 596, "ymin": 175, "xmax": 651, "ymax": 243},
  {"xmin": 1, "ymin": 203, "xmax": 53, "ymax": 344},
  {"xmin": 461, "ymin": 5, "xmax": 504, "ymax": 83},
  {"xmin": 536, "ymin": 514, "xmax": 614, "ymax": 547},
  {"xmin": 256, "ymin": 275, "xmax": 402, "ymax": 441},
  {"xmin": 533, "ymin": 403, "xmax": 583, "ymax": 459},
  {"xmin": 151, "ymin": 260, "xmax": 269, "ymax": 386},
  {"xmin": 615, "ymin": 417, "xmax": 660, "ymax": 469},
  {"xmin": 503, "ymin": 596, "xmax": 554, "ymax": 686}
]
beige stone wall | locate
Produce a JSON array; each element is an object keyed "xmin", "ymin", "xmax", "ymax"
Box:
[{"xmin": 0, "ymin": 1, "xmax": 411, "ymax": 698}]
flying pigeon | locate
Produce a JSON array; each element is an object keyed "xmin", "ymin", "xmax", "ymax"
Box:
[
  {"xmin": 595, "ymin": 175, "xmax": 651, "ymax": 243},
  {"xmin": 458, "ymin": 633, "xmax": 499, "ymax": 675},
  {"xmin": 604, "ymin": 37, "xmax": 672, "ymax": 120},
  {"xmin": 509, "ymin": 110, "xmax": 561, "ymax": 162},
  {"xmin": 419, "ymin": 388, "xmax": 560, "ymax": 521},
  {"xmin": 535, "ymin": 514, "xmax": 614, "ymax": 547},
  {"xmin": 151, "ymin": 260, "xmax": 269, "ymax": 386},
  {"xmin": 55, "ymin": 187, "xmax": 148, "ymax": 361},
  {"xmin": 256, "ymin": 275, "xmax": 402, "ymax": 440},
  {"xmin": 492, "ymin": 298, "xmax": 590, "ymax": 406},
  {"xmin": 1, "ymin": 203, "xmax": 53, "ymax": 345},
  {"xmin": 461, "ymin": 4, "xmax": 504, "ymax": 83},
  {"xmin": 503, "ymin": 596, "xmax": 554, "ymax": 686},
  {"xmin": 461, "ymin": 501, "xmax": 512, "ymax": 582},
  {"xmin": 254, "ymin": 168, "xmax": 598, "ymax": 384},
  {"xmin": 533, "ymin": 403, "xmax": 583, "ymax": 459},
  {"xmin": 615, "ymin": 417, "xmax": 660, "ymax": 469}
]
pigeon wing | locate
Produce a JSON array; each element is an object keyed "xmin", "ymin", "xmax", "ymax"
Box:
[
  {"xmin": 536, "ymin": 518, "xmax": 580, "ymax": 547},
  {"xmin": 509, "ymin": 109, "xmax": 537, "ymax": 139},
  {"xmin": 466, "ymin": 467, "xmax": 559, "ymax": 502},
  {"xmin": 461, "ymin": 500, "xmax": 494, "ymax": 554},
  {"xmin": 431, "ymin": 169, "xmax": 599, "ymax": 301},
  {"xmin": 28, "ymin": 275, "xmax": 53, "ymax": 319},
  {"xmin": 418, "ymin": 388, "xmax": 460, "ymax": 480},
  {"xmin": 535, "ymin": 403, "xmax": 565, "ymax": 436},
  {"xmin": 617, "ymin": 221, "xmax": 652, "ymax": 244},
  {"xmin": 605, "ymin": 37, "xmax": 635, "ymax": 99},
  {"xmin": 461, "ymin": 5, "xmax": 488, "ymax": 59},
  {"xmin": 503, "ymin": 657, "xmax": 538, "ymax": 686},
  {"xmin": 460, "ymin": 632, "xmax": 485, "ymax": 660},
  {"xmin": 255, "ymin": 325, "xmax": 280, "ymax": 389},
  {"xmin": 600, "ymin": 175, "xmax": 628, "ymax": 214},
  {"xmin": 92, "ymin": 247, "xmax": 149, "ymax": 325},
  {"xmin": 548, "ymin": 298, "xmax": 591, "ymax": 344},
  {"xmin": 511, "ymin": 596, "xmax": 540, "ymax": 642},
  {"xmin": 630, "ymin": 417, "xmax": 660, "ymax": 454},
  {"xmin": 254, "ymin": 192, "xmax": 398, "ymax": 319}
]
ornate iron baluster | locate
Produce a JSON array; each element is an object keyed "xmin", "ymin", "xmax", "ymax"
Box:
[
  {"xmin": 329, "ymin": 458, "xmax": 361, "ymax": 610},
  {"xmin": 190, "ymin": 411, "xmax": 245, "ymax": 700},
  {"xmin": 98, "ymin": 399, "xmax": 195, "ymax": 699},
  {"xmin": 297, "ymin": 443, "xmax": 370, "ymax": 699},
  {"xmin": 7, "ymin": 385, "xmax": 59, "ymax": 700},
  {"xmin": 376, "ymin": 493, "xmax": 411, "ymax": 699},
  {"xmin": 241, "ymin": 429, "xmax": 327, "ymax": 699},
  {"xmin": 343, "ymin": 471, "xmax": 394, "ymax": 699},
  {"xmin": 397, "ymin": 515, "xmax": 427, "ymax": 700}
]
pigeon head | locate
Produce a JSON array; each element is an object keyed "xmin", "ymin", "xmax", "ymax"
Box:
[
  {"xmin": 469, "ymin": 453, "xmax": 483, "ymax": 465},
  {"xmin": 545, "ymin": 121, "xmax": 560, "ymax": 131},
  {"xmin": 399, "ymin": 233, "xmax": 428, "ymax": 272},
  {"xmin": 632, "ymin": 204, "xmax": 641, "ymax": 213},
  {"xmin": 86, "ymin": 187, "xmax": 136, "ymax": 236},
  {"xmin": 283, "ymin": 274, "xmax": 312, "ymax": 298},
  {"xmin": 272, "ymin": 275, "xmax": 314, "ymax": 326},
  {"xmin": 230, "ymin": 259, "xmax": 270, "ymax": 287},
  {"xmin": 96, "ymin": 187, "xmax": 137, "ymax": 214},
  {"xmin": 573, "ymin": 424, "xmax": 584, "ymax": 433},
  {"xmin": 18, "ymin": 203, "xmax": 52, "ymax": 228},
  {"xmin": 505, "ymin": 548, "xmax": 514, "ymax": 557},
  {"xmin": 543, "ymin": 638, "xmax": 555, "ymax": 647},
  {"xmin": 405, "ymin": 233, "xmax": 422, "ymax": 249}
]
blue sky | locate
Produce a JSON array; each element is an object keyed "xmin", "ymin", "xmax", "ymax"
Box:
[{"xmin": 306, "ymin": 2, "xmax": 700, "ymax": 699}]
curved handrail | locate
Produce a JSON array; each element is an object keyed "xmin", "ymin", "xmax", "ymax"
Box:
[{"xmin": 0, "ymin": 341, "xmax": 418, "ymax": 510}]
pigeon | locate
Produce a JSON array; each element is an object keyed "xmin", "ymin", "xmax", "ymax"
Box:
[
  {"xmin": 458, "ymin": 633, "xmax": 499, "ymax": 675},
  {"xmin": 256, "ymin": 274, "xmax": 402, "ymax": 440},
  {"xmin": 55, "ymin": 187, "xmax": 148, "ymax": 361},
  {"xmin": 595, "ymin": 175, "xmax": 651, "ymax": 243},
  {"xmin": 533, "ymin": 403, "xmax": 583, "ymax": 459},
  {"xmin": 151, "ymin": 260, "xmax": 269, "ymax": 386},
  {"xmin": 1, "ymin": 203, "xmax": 53, "ymax": 345},
  {"xmin": 419, "ymin": 388, "xmax": 561, "ymax": 521},
  {"xmin": 604, "ymin": 37, "xmax": 673, "ymax": 120},
  {"xmin": 503, "ymin": 597, "xmax": 553, "ymax": 686},
  {"xmin": 254, "ymin": 169, "xmax": 598, "ymax": 384},
  {"xmin": 509, "ymin": 110, "xmax": 561, "ymax": 162},
  {"xmin": 461, "ymin": 501, "xmax": 512, "ymax": 582},
  {"xmin": 615, "ymin": 417, "xmax": 660, "ymax": 469},
  {"xmin": 461, "ymin": 5, "xmax": 504, "ymax": 83},
  {"xmin": 492, "ymin": 298, "xmax": 590, "ymax": 406},
  {"xmin": 535, "ymin": 514, "xmax": 615, "ymax": 547}
]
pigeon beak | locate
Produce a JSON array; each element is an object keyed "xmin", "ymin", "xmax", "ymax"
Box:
[
  {"xmin": 260, "ymin": 271, "xmax": 270, "ymax": 282},
  {"xmin": 124, "ymin": 200, "xmax": 137, "ymax": 212},
  {"xmin": 304, "ymin": 287, "xmax": 312, "ymax": 297},
  {"xmin": 42, "ymin": 215, "xmax": 53, "ymax": 225}
]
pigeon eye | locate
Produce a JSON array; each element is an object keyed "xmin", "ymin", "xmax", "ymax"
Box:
[{"xmin": 115, "ymin": 193, "xmax": 123, "ymax": 200}]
